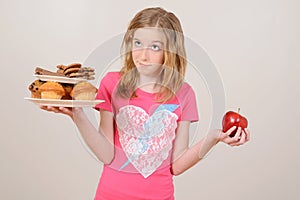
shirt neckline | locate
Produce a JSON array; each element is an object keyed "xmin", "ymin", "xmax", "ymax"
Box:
[{"xmin": 136, "ymin": 88, "xmax": 158, "ymax": 97}]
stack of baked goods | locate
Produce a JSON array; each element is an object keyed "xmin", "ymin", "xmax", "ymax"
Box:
[
  {"xmin": 35, "ymin": 63, "xmax": 95, "ymax": 80},
  {"xmin": 28, "ymin": 63, "xmax": 98, "ymax": 101}
]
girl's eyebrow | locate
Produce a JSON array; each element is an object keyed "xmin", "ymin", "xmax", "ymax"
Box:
[
  {"xmin": 132, "ymin": 38, "xmax": 163, "ymax": 44},
  {"xmin": 152, "ymin": 40, "xmax": 164, "ymax": 44}
]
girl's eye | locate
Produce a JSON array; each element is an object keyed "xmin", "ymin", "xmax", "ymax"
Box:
[
  {"xmin": 134, "ymin": 41, "xmax": 142, "ymax": 47},
  {"xmin": 151, "ymin": 45, "xmax": 160, "ymax": 51}
]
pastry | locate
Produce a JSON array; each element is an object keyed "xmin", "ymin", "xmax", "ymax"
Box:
[
  {"xmin": 28, "ymin": 79, "xmax": 46, "ymax": 98},
  {"xmin": 64, "ymin": 67, "xmax": 81, "ymax": 76},
  {"xmin": 35, "ymin": 67, "xmax": 65, "ymax": 77},
  {"xmin": 69, "ymin": 71, "xmax": 95, "ymax": 78},
  {"xmin": 56, "ymin": 64, "xmax": 68, "ymax": 70},
  {"xmin": 70, "ymin": 81, "xmax": 98, "ymax": 100},
  {"xmin": 61, "ymin": 83, "xmax": 74, "ymax": 100},
  {"xmin": 39, "ymin": 81, "xmax": 66, "ymax": 99},
  {"xmin": 68, "ymin": 67, "xmax": 95, "ymax": 79},
  {"xmin": 63, "ymin": 63, "xmax": 81, "ymax": 72},
  {"xmin": 56, "ymin": 69, "xmax": 65, "ymax": 76},
  {"xmin": 66, "ymin": 63, "xmax": 82, "ymax": 69}
]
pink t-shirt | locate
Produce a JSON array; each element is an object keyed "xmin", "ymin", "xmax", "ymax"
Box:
[{"xmin": 94, "ymin": 72, "xmax": 199, "ymax": 200}]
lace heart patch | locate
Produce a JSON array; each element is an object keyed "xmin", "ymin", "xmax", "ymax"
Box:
[{"xmin": 116, "ymin": 105, "xmax": 178, "ymax": 178}]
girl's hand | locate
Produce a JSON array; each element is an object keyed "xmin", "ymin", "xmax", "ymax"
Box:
[
  {"xmin": 39, "ymin": 106, "xmax": 77, "ymax": 119},
  {"xmin": 216, "ymin": 126, "xmax": 250, "ymax": 147}
]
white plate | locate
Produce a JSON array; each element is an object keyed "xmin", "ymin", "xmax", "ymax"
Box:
[
  {"xmin": 34, "ymin": 74, "xmax": 87, "ymax": 84},
  {"xmin": 25, "ymin": 97, "xmax": 104, "ymax": 107}
]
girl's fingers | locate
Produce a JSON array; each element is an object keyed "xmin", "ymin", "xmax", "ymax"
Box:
[
  {"xmin": 232, "ymin": 127, "xmax": 242, "ymax": 142},
  {"xmin": 39, "ymin": 105, "xmax": 48, "ymax": 110},
  {"xmin": 46, "ymin": 106, "xmax": 58, "ymax": 112},
  {"xmin": 244, "ymin": 128, "xmax": 250, "ymax": 141},
  {"xmin": 221, "ymin": 127, "xmax": 250, "ymax": 147},
  {"xmin": 218, "ymin": 126, "xmax": 235, "ymax": 143},
  {"xmin": 39, "ymin": 105, "xmax": 74, "ymax": 118},
  {"xmin": 40, "ymin": 105, "xmax": 66, "ymax": 114},
  {"xmin": 39, "ymin": 105, "xmax": 55, "ymax": 112},
  {"xmin": 58, "ymin": 107, "xmax": 73, "ymax": 117},
  {"xmin": 231, "ymin": 131, "xmax": 246, "ymax": 146},
  {"xmin": 239, "ymin": 132, "xmax": 247, "ymax": 144},
  {"xmin": 224, "ymin": 127, "xmax": 241, "ymax": 145},
  {"xmin": 225, "ymin": 127, "xmax": 242, "ymax": 146},
  {"xmin": 225, "ymin": 126, "xmax": 237, "ymax": 136}
]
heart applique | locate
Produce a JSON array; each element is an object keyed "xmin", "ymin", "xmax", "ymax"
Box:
[{"xmin": 116, "ymin": 105, "xmax": 179, "ymax": 178}]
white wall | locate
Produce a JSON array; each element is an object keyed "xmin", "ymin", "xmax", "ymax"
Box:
[{"xmin": 1, "ymin": 0, "xmax": 299, "ymax": 199}]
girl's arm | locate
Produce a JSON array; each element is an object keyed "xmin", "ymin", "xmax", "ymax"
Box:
[
  {"xmin": 171, "ymin": 121, "xmax": 250, "ymax": 176},
  {"xmin": 72, "ymin": 108, "xmax": 114, "ymax": 164},
  {"xmin": 41, "ymin": 106, "xmax": 115, "ymax": 164}
]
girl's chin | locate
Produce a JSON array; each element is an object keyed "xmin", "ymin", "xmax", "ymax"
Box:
[{"xmin": 137, "ymin": 69, "xmax": 162, "ymax": 77}]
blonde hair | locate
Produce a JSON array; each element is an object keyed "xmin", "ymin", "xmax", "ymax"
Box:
[{"xmin": 117, "ymin": 7, "xmax": 187, "ymax": 102}]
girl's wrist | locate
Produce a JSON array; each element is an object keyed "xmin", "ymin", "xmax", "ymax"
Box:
[
  {"xmin": 73, "ymin": 107, "xmax": 84, "ymax": 114},
  {"xmin": 71, "ymin": 107, "xmax": 84, "ymax": 121},
  {"xmin": 207, "ymin": 129, "xmax": 222, "ymax": 144}
]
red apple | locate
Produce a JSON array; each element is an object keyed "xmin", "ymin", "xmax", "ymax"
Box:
[{"xmin": 222, "ymin": 108, "xmax": 248, "ymax": 137}]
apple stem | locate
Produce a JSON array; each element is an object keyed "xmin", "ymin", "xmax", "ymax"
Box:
[{"xmin": 238, "ymin": 107, "xmax": 240, "ymax": 114}]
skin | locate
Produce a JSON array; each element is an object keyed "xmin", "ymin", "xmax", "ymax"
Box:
[
  {"xmin": 132, "ymin": 28, "xmax": 165, "ymax": 92},
  {"xmin": 40, "ymin": 27, "xmax": 250, "ymax": 175}
]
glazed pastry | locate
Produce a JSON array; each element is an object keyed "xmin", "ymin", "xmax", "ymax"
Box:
[
  {"xmin": 70, "ymin": 81, "xmax": 98, "ymax": 100},
  {"xmin": 39, "ymin": 81, "xmax": 65, "ymax": 99}
]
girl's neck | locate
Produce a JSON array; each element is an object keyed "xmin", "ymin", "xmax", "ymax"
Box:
[{"xmin": 138, "ymin": 74, "xmax": 161, "ymax": 93}]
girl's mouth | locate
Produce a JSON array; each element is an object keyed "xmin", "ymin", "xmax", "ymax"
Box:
[{"xmin": 138, "ymin": 62, "xmax": 151, "ymax": 67}]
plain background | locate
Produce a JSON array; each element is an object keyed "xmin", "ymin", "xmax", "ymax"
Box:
[{"xmin": 1, "ymin": 0, "xmax": 299, "ymax": 199}]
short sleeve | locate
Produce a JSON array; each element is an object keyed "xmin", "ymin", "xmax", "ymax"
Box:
[
  {"xmin": 177, "ymin": 83, "xmax": 199, "ymax": 122},
  {"xmin": 94, "ymin": 72, "xmax": 120, "ymax": 112}
]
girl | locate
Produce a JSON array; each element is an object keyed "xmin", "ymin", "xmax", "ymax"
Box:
[{"xmin": 41, "ymin": 7, "xmax": 250, "ymax": 200}]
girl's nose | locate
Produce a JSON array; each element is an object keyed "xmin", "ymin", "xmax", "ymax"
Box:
[{"xmin": 140, "ymin": 48, "xmax": 149, "ymax": 61}]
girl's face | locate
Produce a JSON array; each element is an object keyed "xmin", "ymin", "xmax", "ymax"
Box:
[{"xmin": 131, "ymin": 28, "xmax": 165, "ymax": 77}]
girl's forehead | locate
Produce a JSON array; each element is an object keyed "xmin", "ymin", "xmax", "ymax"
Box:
[{"xmin": 133, "ymin": 28, "xmax": 166, "ymax": 43}]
